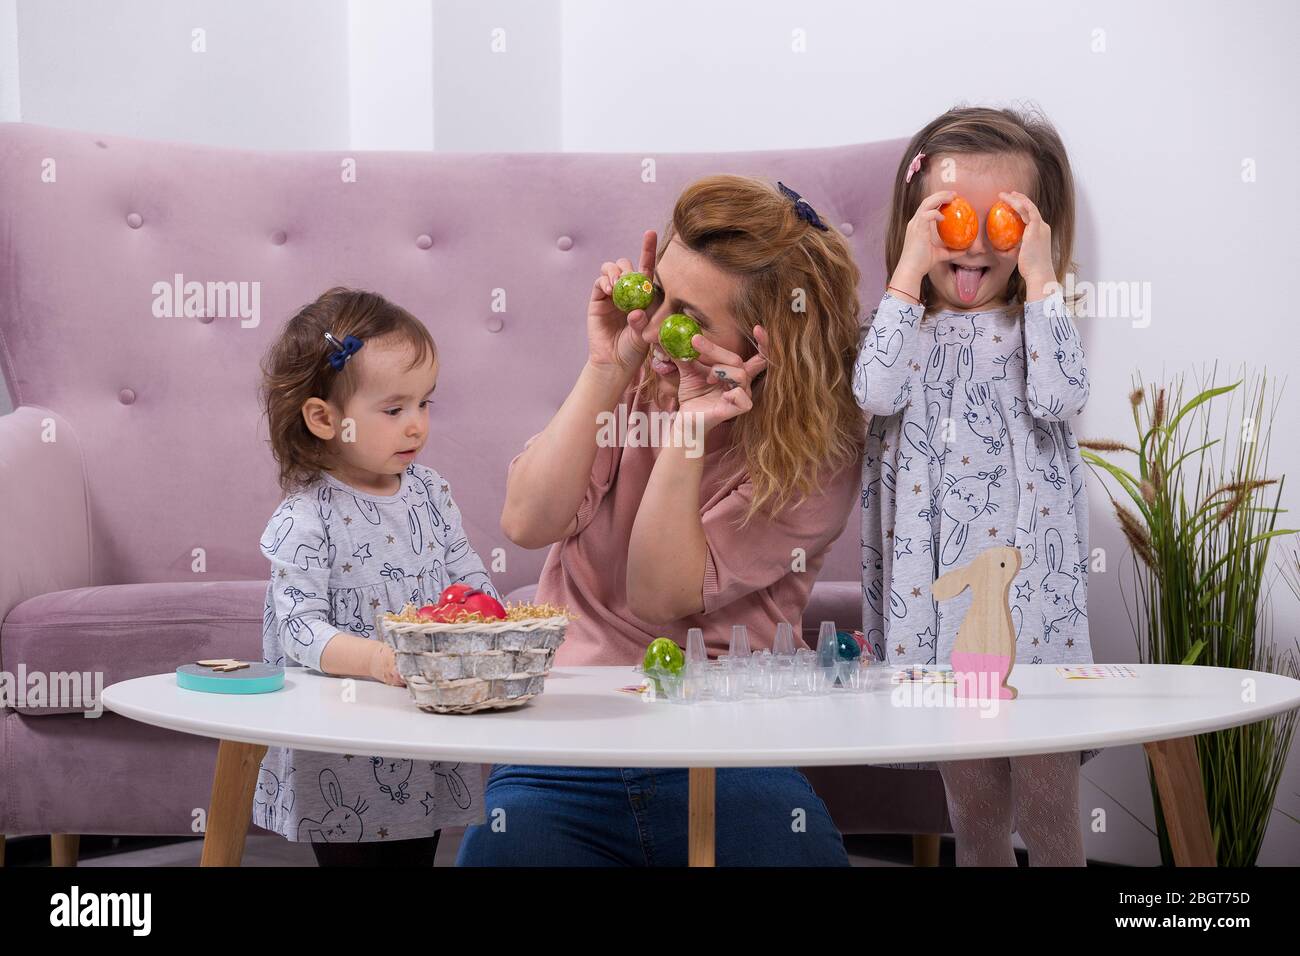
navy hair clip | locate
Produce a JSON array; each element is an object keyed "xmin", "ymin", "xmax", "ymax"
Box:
[
  {"xmin": 777, "ymin": 181, "xmax": 830, "ymax": 232},
  {"xmin": 323, "ymin": 331, "xmax": 364, "ymax": 371}
]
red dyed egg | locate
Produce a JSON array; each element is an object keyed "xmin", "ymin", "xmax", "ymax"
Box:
[
  {"xmin": 986, "ymin": 200, "xmax": 1025, "ymax": 251},
  {"xmin": 462, "ymin": 591, "xmax": 506, "ymax": 620},
  {"xmin": 438, "ymin": 583, "xmax": 476, "ymax": 605},
  {"xmin": 937, "ymin": 196, "xmax": 978, "ymax": 250}
]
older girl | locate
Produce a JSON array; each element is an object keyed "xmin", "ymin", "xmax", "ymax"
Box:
[{"xmin": 855, "ymin": 106, "xmax": 1099, "ymax": 866}]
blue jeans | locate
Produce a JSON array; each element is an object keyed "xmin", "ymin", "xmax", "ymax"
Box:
[{"xmin": 455, "ymin": 764, "xmax": 851, "ymax": 866}]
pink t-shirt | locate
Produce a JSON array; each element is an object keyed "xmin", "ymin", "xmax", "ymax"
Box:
[{"xmin": 513, "ymin": 370, "xmax": 861, "ymax": 666}]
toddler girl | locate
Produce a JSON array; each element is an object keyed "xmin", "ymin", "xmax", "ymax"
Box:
[
  {"xmin": 257, "ymin": 287, "xmax": 496, "ymax": 866},
  {"xmin": 855, "ymin": 106, "xmax": 1099, "ymax": 866}
]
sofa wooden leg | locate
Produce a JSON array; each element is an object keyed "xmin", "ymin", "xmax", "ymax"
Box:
[
  {"xmin": 50, "ymin": 834, "xmax": 80, "ymax": 866},
  {"xmin": 0, "ymin": 834, "xmax": 6, "ymax": 866},
  {"xmin": 912, "ymin": 832, "xmax": 941, "ymax": 866}
]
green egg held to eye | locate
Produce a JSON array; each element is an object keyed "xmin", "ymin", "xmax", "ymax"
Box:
[
  {"xmin": 659, "ymin": 313, "xmax": 701, "ymax": 361},
  {"xmin": 612, "ymin": 272, "xmax": 655, "ymax": 312}
]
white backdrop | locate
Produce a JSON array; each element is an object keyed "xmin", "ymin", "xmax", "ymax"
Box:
[{"xmin": 2, "ymin": 0, "xmax": 1297, "ymax": 865}]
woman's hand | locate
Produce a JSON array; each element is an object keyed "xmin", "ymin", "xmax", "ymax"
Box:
[
  {"xmin": 675, "ymin": 325, "xmax": 770, "ymax": 430},
  {"xmin": 369, "ymin": 643, "xmax": 406, "ymax": 687},
  {"xmin": 890, "ymin": 189, "xmax": 966, "ymax": 298},
  {"xmin": 997, "ymin": 191, "xmax": 1055, "ymax": 300},
  {"xmin": 587, "ymin": 230, "xmax": 658, "ymax": 375}
]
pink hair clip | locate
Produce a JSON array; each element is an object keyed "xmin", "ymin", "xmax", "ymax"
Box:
[{"xmin": 904, "ymin": 151, "xmax": 927, "ymax": 185}]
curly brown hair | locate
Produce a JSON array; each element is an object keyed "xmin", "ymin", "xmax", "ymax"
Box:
[
  {"xmin": 259, "ymin": 287, "xmax": 437, "ymax": 495},
  {"xmin": 637, "ymin": 174, "xmax": 867, "ymax": 525}
]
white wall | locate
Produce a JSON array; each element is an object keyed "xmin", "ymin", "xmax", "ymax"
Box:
[
  {"xmin": 434, "ymin": 0, "xmax": 561, "ymax": 150},
  {"xmin": 4, "ymin": 0, "xmax": 1298, "ymax": 865},
  {"xmin": 348, "ymin": 0, "xmax": 434, "ymax": 150},
  {"xmin": 0, "ymin": 0, "xmax": 18, "ymax": 123},
  {"xmin": 13, "ymin": 0, "xmax": 352, "ymax": 149}
]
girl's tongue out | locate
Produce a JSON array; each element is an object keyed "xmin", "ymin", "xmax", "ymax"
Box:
[{"xmin": 953, "ymin": 264, "xmax": 987, "ymax": 303}]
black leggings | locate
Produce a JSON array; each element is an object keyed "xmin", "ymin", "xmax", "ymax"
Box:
[{"xmin": 310, "ymin": 830, "xmax": 442, "ymax": 867}]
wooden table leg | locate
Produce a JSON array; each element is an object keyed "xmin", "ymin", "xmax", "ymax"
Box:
[
  {"xmin": 50, "ymin": 834, "xmax": 80, "ymax": 866},
  {"xmin": 1144, "ymin": 736, "xmax": 1216, "ymax": 867},
  {"xmin": 688, "ymin": 767, "xmax": 716, "ymax": 867},
  {"xmin": 200, "ymin": 739, "xmax": 267, "ymax": 867},
  {"xmin": 913, "ymin": 833, "xmax": 941, "ymax": 867}
]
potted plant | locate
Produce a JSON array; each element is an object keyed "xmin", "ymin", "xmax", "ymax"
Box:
[{"xmin": 1081, "ymin": 368, "xmax": 1298, "ymax": 866}]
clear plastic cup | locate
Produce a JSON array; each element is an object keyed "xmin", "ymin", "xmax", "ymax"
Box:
[
  {"xmin": 751, "ymin": 656, "xmax": 787, "ymax": 699},
  {"xmin": 771, "ymin": 658, "xmax": 795, "ymax": 696},
  {"xmin": 748, "ymin": 648, "xmax": 772, "ymax": 693},
  {"xmin": 729, "ymin": 624, "xmax": 751, "ymax": 659},
  {"xmin": 810, "ymin": 666, "xmax": 835, "ymax": 695},
  {"xmin": 647, "ymin": 668, "xmax": 676, "ymax": 701},
  {"xmin": 815, "ymin": 621, "xmax": 838, "ymax": 670},
  {"xmin": 661, "ymin": 668, "xmax": 704, "ymax": 704},
  {"xmin": 858, "ymin": 659, "xmax": 888, "ymax": 692},
  {"xmin": 715, "ymin": 660, "xmax": 748, "ymax": 701},
  {"xmin": 792, "ymin": 649, "xmax": 816, "ymax": 694},
  {"xmin": 686, "ymin": 627, "xmax": 708, "ymax": 667},
  {"xmin": 773, "ymin": 621, "xmax": 797, "ymax": 658},
  {"xmin": 838, "ymin": 659, "xmax": 873, "ymax": 692}
]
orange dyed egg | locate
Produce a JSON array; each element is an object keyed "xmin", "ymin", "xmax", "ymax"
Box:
[
  {"xmin": 937, "ymin": 196, "xmax": 978, "ymax": 250},
  {"xmin": 986, "ymin": 200, "xmax": 1025, "ymax": 251}
]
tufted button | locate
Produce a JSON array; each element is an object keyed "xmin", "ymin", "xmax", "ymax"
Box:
[
  {"xmin": 126, "ymin": 212, "xmax": 143, "ymax": 229},
  {"xmin": 556, "ymin": 235, "xmax": 573, "ymax": 251},
  {"xmin": 416, "ymin": 234, "xmax": 433, "ymax": 249},
  {"xmin": 839, "ymin": 222, "xmax": 853, "ymax": 236},
  {"xmin": 485, "ymin": 316, "xmax": 504, "ymax": 333},
  {"xmin": 118, "ymin": 388, "xmax": 136, "ymax": 405},
  {"xmin": 271, "ymin": 230, "xmax": 287, "ymax": 245},
  {"xmin": 197, "ymin": 311, "xmax": 215, "ymax": 324}
]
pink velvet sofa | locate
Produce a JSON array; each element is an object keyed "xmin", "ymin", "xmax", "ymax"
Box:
[{"xmin": 0, "ymin": 122, "xmax": 951, "ymax": 861}]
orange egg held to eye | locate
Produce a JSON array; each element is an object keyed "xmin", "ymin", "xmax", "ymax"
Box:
[
  {"xmin": 987, "ymin": 200, "xmax": 1026, "ymax": 251},
  {"xmin": 936, "ymin": 196, "xmax": 978, "ymax": 250}
]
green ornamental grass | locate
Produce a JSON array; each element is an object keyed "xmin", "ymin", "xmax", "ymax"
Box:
[{"xmin": 1081, "ymin": 367, "xmax": 1299, "ymax": 866}]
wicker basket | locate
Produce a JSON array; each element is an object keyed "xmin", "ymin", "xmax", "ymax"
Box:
[{"xmin": 379, "ymin": 610, "xmax": 568, "ymax": 714}]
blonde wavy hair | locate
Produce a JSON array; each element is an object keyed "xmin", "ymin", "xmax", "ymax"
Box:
[{"xmin": 636, "ymin": 174, "xmax": 866, "ymax": 526}]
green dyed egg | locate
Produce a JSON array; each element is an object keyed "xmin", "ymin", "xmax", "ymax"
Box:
[
  {"xmin": 643, "ymin": 637, "xmax": 685, "ymax": 675},
  {"xmin": 612, "ymin": 272, "xmax": 655, "ymax": 312},
  {"xmin": 659, "ymin": 313, "xmax": 701, "ymax": 361}
]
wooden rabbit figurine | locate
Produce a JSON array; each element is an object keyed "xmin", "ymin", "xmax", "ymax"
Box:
[{"xmin": 931, "ymin": 545, "xmax": 1022, "ymax": 700}]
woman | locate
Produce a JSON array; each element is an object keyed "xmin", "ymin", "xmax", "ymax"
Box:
[{"xmin": 457, "ymin": 175, "xmax": 866, "ymax": 866}]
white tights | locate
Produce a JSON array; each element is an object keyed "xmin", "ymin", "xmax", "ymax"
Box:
[{"xmin": 938, "ymin": 751, "xmax": 1085, "ymax": 866}]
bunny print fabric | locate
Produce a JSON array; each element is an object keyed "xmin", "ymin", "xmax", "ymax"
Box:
[
  {"xmin": 256, "ymin": 463, "xmax": 493, "ymax": 842},
  {"xmin": 854, "ymin": 291, "xmax": 1099, "ymax": 769}
]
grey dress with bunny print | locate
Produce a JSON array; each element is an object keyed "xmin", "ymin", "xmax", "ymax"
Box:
[
  {"xmin": 256, "ymin": 463, "xmax": 493, "ymax": 842},
  {"xmin": 854, "ymin": 290, "xmax": 1099, "ymax": 769}
]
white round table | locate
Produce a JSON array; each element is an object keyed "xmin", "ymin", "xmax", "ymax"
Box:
[{"xmin": 102, "ymin": 663, "xmax": 1300, "ymax": 866}]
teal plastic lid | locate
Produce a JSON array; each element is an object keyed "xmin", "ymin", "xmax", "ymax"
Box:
[{"xmin": 176, "ymin": 662, "xmax": 285, "ymax": 694}]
